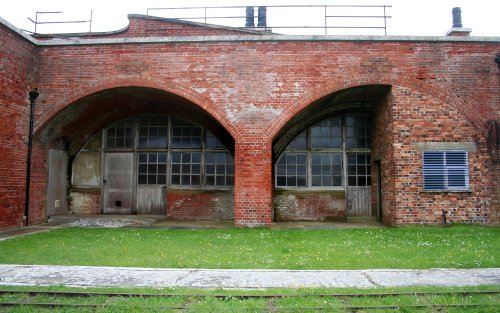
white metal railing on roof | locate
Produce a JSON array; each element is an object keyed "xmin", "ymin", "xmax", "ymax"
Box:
[{"xmin": 24, "ymin": 4, "xmax": 392, "ymax": 36}]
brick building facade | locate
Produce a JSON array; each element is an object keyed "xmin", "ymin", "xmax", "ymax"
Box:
[{"xmin": 0, "ymin": 14, "xmax": 499, "ymax": 228}]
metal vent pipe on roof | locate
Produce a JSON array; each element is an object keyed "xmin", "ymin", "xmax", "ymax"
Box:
[
  {"xmin": 257, "ymin": 6, "xmax": 267, "ymax": 27},
  {"xmin": 452, "ymin": 7, "xmax": 463, "ymax": 28},
  {"xmin": 245, "ymin": 6, "xmax": 255, "ymax": 27}
]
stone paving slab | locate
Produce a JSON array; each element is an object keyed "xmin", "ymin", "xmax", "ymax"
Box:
[{"xmin": 0, "ymin": 265, "xmax": 498, "ymax": 289}]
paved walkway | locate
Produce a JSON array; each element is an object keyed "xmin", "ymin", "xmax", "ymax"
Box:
[{"xmin": 0, "ymin": 265, "xmax": 499, "ymax": 289}]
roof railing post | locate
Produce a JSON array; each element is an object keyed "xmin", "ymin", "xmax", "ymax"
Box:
[{"xmin": 325, "ymin": 5, "xmax": 328, "ymax": 35}]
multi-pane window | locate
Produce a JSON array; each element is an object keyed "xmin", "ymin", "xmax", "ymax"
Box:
[
  {"xmin": 138, "ymin": 115, "xmax": 168, "ymax": 148},
  {"xmin": 206, "ymin": 132, "xmax": 226, "ymax": 149},
  {"xmin": 310, "ymin": 117, "xmax": 342, "ymax": 148},
  {"xmin": 276, "ymin": 153, "xmax": 307, "ymax": 187},
  {"xmin": 172, "ymin": 118, "xmax": 202, "ymax": 148},
  {"xmin": 205, "ymin": 152, "xmax": 234, "ymax": 187},
  {"xmin": 105, "ymin": 117, "xmax": 135, "ymax": 148},
  {"xmin": 102, "ymin": 114, "xmax": 233, "ymax": 188},
  {"xmin": 311, "ymin": 154, "xmax": 342, "ymax": 187},
  {"xmin": 346, "ymin": 116, "xmax": 370, "ymax": 149},
  {"xmin": 347, "ymin": 154, "xmax": 371, "ymax": 186},
  {"xmin": 138, "ymin": 153, "xmax": 167, "ymax": 185},
  {"xmin": 422, "ymin": 151, "xmax": 469, "ymax": 191},
  {"xmin": 276, "ymin": 115, "xmax": 371, "ymax": 188},
  {"xmin": 171, "ymin": 152, "xmax": 201, "ymax": 186},
  {"xmin": 287, "ymin": 131, "xmax": 307, "ymax": 150}
]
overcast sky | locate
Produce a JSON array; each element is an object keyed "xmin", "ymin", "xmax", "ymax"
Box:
[{"xmin": 1, "ymin": 0, "xmax": 499, "ymax": 37}]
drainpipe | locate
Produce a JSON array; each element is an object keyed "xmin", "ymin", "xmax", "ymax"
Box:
[{"xmin": 24, "ymin": 88, "xmax": 39, "ymax": 226}]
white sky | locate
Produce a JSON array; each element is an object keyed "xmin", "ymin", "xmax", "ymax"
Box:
[{"xmin": 1, "ymin": 0, "xmax": 499, "ymax": 37}]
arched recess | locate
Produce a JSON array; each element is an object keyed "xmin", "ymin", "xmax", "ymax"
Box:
[
  {"xmin": 34, "ymin": 77, "xmax": 237, "ymax": 144},
  {"xmin": 272, "ymin": 85, "xmax": 390, "ymax": 222},
  {"xmin": 268, "ymin": 73, "xmax": 487, "ymax": 141},
  {"xmin": 35, "ymin": 82, "xmax": 236, "ymax": 220}
]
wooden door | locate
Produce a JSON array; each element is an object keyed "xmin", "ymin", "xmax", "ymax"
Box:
[
  {"xmin": 346, "ymin": 186, "xmax": 371, "ymax": 217},
  {"xmin": 103, "ymin": 153, "xmax": 134, "ymax": 214},
  {"xmin": 46, "ymin": 149, "xmax": 68, "ymax": 217}
]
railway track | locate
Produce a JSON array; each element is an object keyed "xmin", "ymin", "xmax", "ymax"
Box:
[{"xmin": 0, "ymin": 289, "xmax": 498, "ymax": 311}]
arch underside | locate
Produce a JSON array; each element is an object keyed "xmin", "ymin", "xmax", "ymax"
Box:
[{"xmin": 35, "ymin": 87, "xmax": 234, "ymax": 156}]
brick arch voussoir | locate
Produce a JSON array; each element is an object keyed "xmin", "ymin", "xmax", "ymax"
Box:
[
  {"xmin": 268, "ymin": 74, "xmax": 487, "ymax": 140},
  {"xmin": 35, "ymin": 77, "xmax": 237, "ymax": 139}
]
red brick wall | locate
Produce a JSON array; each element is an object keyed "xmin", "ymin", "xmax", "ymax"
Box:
[
  {"xmin": 274, "ymin": 190, "xmax": 346, "ymax": 221},
  {"xmin": 234, "ymin": 141, "xmax": 273, "ymax": 227},
  {"xmin": 372, "ymin": 93, "xmax": 397, "ymax": 225},
  {"xmin": 0, "ymin": 23, "xmax": 36, "ymax": 228},
  {"xmin": 390, "ymin": 86, "xmax": 492, "ymax": 225},
  {"xmin": 167, "ymin": 189, "xmax": 233, "ymax": 220},
  {"xmin": 1, "ymin": 16, "xmax": 499, "ymax": 227}
]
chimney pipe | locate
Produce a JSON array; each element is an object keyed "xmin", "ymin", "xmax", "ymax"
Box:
[
  {"xmin": 446, "ymin": 7, "xmax": 471, "ymax": 36},
  {"xmin": 245, "ymin": 6, "xmax": 255, "ymax": 27},
  {"xmin": 257, "ymin": 6, "xmax": 267, "ymax": 27},
  {"xmin": 452, "ymin": 7, "xmax": 463, "ymax": 28}
]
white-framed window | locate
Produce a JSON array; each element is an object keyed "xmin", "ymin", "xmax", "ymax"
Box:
[
  {"xmin": 275, "ymin": 115, "xmax": 371, "ymax": 189},
  {"xmin": 422, "ymin": 151, "xmax": 469, "ymax": 191}
]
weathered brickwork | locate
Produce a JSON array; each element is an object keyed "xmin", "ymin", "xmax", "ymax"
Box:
[
  {"xmin": 167, "ymin": 189, "xmax": 234, "ymax": 220},
  {"xmin": 0, "ymin": 23, "xmax": 36, "ymax": 228},
  {"xmin": 0, "ymin": 15, "xmax": 498, "ymax": 228},
  {"xmin": 372, "ymin": 93, "xmax": 396, "ymax": 225},
  {"xmin": 69, "ymin": 190, "xmax": 101, "ymax": 215},
  {"xmin": 274, "ymin": 191, "xmax": 346, "ymax": 221},
  {"xmin": 390, "ymin": 86, "xmax": 493, "ymax": 225}
]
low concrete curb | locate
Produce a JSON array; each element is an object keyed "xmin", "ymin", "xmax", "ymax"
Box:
[{"xmin": 0, "ymin": 265, "xmax": 498, "ymax": 289}]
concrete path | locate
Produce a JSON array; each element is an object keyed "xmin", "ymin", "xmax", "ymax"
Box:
[{"xmin": 0, "ymin": 265, "xmax": 498, "ymax": 289}]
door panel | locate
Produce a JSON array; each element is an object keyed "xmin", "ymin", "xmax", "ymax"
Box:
[
  {"xmin": 136, "ymin": 186, "xmax": 165, "ymax": 214},
  {"xmin": 346, "ymin": 186, "xmax": 371, "ymax": 217},
  {"xmin": 103, "ymin": 153, "xmax": 134, "ymax": 214},
  {"xmin": 46, "ymin": 149, "xmax": 68, "ymax": 217}
]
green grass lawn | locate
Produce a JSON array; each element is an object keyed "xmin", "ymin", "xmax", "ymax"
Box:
[{"xmin": 0, "ymin": 225, "xmax": 498, "ymax": 269}]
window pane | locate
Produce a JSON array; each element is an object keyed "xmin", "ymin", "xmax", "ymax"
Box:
[
  {"xmin": 310, "ymin": 118, "xmax": 341, "ymax": 148},
  {"xmin": 287, "ymin": 131, "xmax": 307, "ymax": 150},
  {"xmin": 347, "ymin": 153, "xmax": 371, "ymax": 186},
  {"xmin": 311, "ymin": 153, "xmax": 342, "ymax": 187},
  {"xmin": 346, "ymin": 115, "xmax": 370, "ymax": 149},
  {"xmin": 171, "ymin": 118, "xmax": 202, "ymax": 148},
  {"xmin": 105, "ymin": 117, "xmax": 135, "ymax": 149}
]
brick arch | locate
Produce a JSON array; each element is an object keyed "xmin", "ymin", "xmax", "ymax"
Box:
[
  {"xmin": 34, "ymin": 77, "xmax": 237, "ymax": 138},
  {"xmin": 268, "ymin": 73, "xmax": 487, "ymax": 140}
]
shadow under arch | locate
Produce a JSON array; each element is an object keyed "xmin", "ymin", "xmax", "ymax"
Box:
[
  {"xmin": 273, "ymin": 85, "xmax": 390, "ymax": 160},
  {"xmin": 34, "ymin": 79, "xmax": 235, "ymax": 154},
  {"xmin": 268, "ymin": 74, "xmax": 487, "ymax": 143}
]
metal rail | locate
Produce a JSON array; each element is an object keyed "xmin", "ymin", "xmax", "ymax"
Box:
[
  {"xmin": 147, "ymin": 4, "xmax": 392, "ymax": 35},
  {"xmin": 0, "ymin": 301, "xmax": 496, "ymax": 311},
  {"xmin": 26, "ymin": 5, "xmax": 391, "ymax": 36},
  {"xmin": 27, "ymin": 11, "xmax": 93, "ymax": 35},
  {"xmin": 0, "ymin": 290, "xmax": 497, "ymax": 311},
  {"xmin": 1, "ymin": 289, "xmax": 499, "ymax": 298}
]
